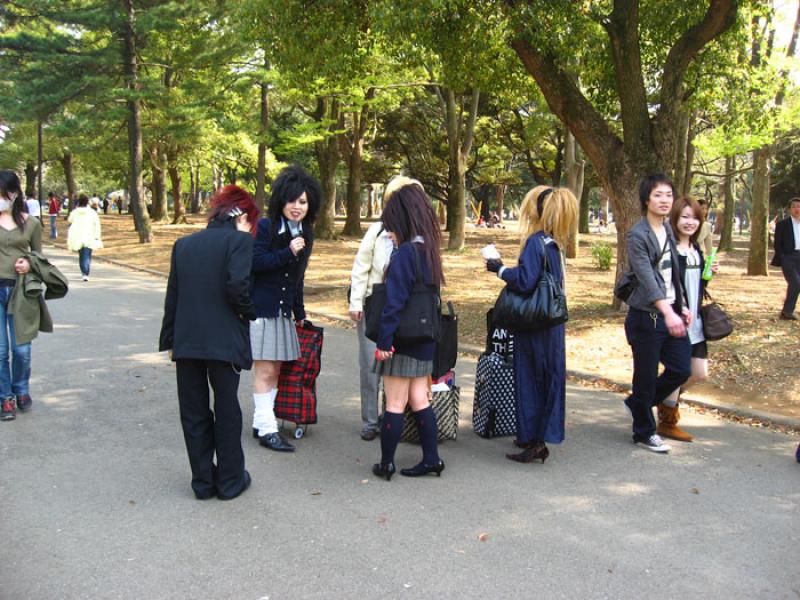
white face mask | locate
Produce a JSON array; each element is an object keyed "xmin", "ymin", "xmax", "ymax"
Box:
[{"xmin": 0, "ymin": 199, "xmax": 12, "ymax": 213}]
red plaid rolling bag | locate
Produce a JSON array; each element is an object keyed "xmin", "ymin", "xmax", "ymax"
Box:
[{"xmin": 275, "ymin": 321, "xmax": 323, "ymax": 435}]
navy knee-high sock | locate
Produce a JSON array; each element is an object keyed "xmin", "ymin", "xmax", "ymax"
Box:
[
  {"xmin": 413, "ymin": 406, "xmax": 440, "ymax": 465},
  {"xmin": 380, "ymin": 411, "xmax": 404, "ymax": 465}
]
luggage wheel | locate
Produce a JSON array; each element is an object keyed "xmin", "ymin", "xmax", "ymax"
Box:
[{"xmin": 294, "ymin": 425, "xmax": 306, "ymax": 439}]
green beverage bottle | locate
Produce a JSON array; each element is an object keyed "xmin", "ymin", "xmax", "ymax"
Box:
[{"xmin": 702, "ymin": 247, "xmax": 717, "ymax": 281}]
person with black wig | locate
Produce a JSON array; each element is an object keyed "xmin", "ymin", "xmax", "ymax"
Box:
[
  {"xmin": 159, "ymin": 185, "xmax": 259, "ymax": 500},
  {"xmin": 372, "ymin": 178, "xmax": 446, "ymax": 481},
  {"xmin": 250, "ymin": 165, "xmax": 321, "ymax": 453}
]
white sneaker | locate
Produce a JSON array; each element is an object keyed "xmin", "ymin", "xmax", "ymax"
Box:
[
  {"xmin": 634, "ymin": 434, "xmax": 671, "ymax": 453},
  {"xmin": 82, "ymin": 275, "xmax": 89, "ymax": 281}
]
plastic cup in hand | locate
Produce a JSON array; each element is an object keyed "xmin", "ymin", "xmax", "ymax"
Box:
[{"xmin": 481, "ymin": 244, "xmax": 501, "ymax": 260}]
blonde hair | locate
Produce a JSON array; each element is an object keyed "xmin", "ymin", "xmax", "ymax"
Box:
[
  {"xmin": 518, "ymin": 185, "xmax": 579, "ymax": 248},
  {"xmin": 383, "ymin": 175, "xmax": 423, "ymax": 202}
]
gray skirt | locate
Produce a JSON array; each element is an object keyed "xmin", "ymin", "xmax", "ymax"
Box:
[
  {"xmin": 251, "ymin": 316, "xmax": 300, "ymax": 362},
  {"xmin": 372, "ymin": 352, "xmax": 432, "ymax": 378}
]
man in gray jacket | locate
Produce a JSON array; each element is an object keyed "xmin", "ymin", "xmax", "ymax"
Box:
[{"xmin": 622, "ymin": 174, "xmax": 692, "ymax": 453}]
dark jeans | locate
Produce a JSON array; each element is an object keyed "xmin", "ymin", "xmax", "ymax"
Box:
[
  {"xmin": 49, "ymin": 215, "xmax": 57, "ymax": 239},
  {"xmin": 175, "ymin": 359, "xmax": 246, "ymax": 499},
  {"xmin": 78, "ymin": 247, "xmax": 92, "ymax": 277},
  {"xmin": 624, "ymin": 308, "xmax": 692, "ymax": 438},
  {"xmin": 781, "ymin": 252, "xmax": 800, "ymax": 315}
]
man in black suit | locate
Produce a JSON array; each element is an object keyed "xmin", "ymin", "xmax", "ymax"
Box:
[
  {"xmin": 160, "ymin": 186, "xmax": 258, "ymax": 500},
  {"xmin": 771, "ymin": 197, "xmax": 800, "ymax": 320}
]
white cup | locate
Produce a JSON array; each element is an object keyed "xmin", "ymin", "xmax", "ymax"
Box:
[{"xmin": 481, "ymin": 244, "xmax": 501, "ymax": 260}]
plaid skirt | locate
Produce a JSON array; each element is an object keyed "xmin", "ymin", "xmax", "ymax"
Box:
[
  {"xmin": 372, "ymin": 352, "xmax": 432, "ymax": 378},
  {"xmin": 251, "ymin": 316, "xmax": 300, "ymax": 362}
]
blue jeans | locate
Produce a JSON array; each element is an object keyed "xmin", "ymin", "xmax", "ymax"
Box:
[
  {"xmin": 0, "ymin": 286, "xmax": 32, "ymax": 399},
  {"xmin": 49, "ymin": 215, "xmax": 58, "ymax": 239},
  {"xmin": 624, "ymin": 308, "xmax": 691, "ymax": 438},
  {"xmin": 79, "ymin": 247, "xmax": 92, "ymax": 276}
]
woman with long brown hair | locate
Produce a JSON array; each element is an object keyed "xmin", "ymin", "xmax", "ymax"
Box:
[
  {"xmin": 483, "ymin": 185, "xmax": 578, "ymax": 464},
  {"xmin": 372, "ymin": 177, "xmax": 445, "ymax": 480},
  {"xmin": 658, "ymin": 196, "xmax": 715, "ymax": 442}
]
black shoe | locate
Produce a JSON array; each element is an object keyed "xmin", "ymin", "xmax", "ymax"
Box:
[
  {"xmin": 0, "ymin": 398, "xmax": 15, "ymax": 421},
  {"xmin": 16, "ymin": 394, "xmax": 32, "ymax": 412},
  {"xmin": 780, "ymin": 311, "xmax": 797, "ymax": 320},
  {"xmin": 194, "ymin": 488, "xmax": 217, "ymax": 500},
  {"xmin": 252, "ymin": 427, "xmax": 259, "ymax": 439},
  {"xmin": 372, "ymin": 462, "xmax": 396, "ymax": 481},
  {"xmin": 217, "ymin": 471, "xmax": 251, "ymax": 501},
  {"xmin": 400, "ymin": 460, "xmax": 445, "ymax": 477},
  {"xmin": 360, "ymin": 429, "xmax": 378, "ymax": 441},
  {"xmin": 259, "ymin": 432, "xmax": 295, "ymax": 452}
]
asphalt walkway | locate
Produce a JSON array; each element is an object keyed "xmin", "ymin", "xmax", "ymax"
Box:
[{"xmin": 1, "ymin": 248, "xmax": 798, "ymax": 599}]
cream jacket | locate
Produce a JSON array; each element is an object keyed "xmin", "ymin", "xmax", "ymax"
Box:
[
  {"xmin": 67, "ymin": 207, "xmax": 103, "ymax": 252},
  {"xmin": 349, "ymin": 221, "xmax": 392, "ymax": 313}
]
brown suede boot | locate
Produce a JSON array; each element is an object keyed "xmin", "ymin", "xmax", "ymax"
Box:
[{"xmin": 657, "ymin": 403, "xmax": 693, "ymax": 442}]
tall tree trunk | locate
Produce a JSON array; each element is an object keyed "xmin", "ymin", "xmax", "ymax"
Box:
[
  {"xmin": 148, "ymin": 146, "xmax": 168, "ymax": 222},
  {"xmin": 60, "ymin": 152, "xmax": 76, "ymax": 210},
  {"xmin": 747, "ymin": 146, "xmax": 770, "ymax": 275},
  {"xmin": 495, "ymin": 184, "xmax": 506, "ymax": 223},
  {"xmin": 718, "ymin": 155, "xmax": 736, "ymax": 251},
  {"xmin": 564, "ymin": 131, "xmax": 585, "ymax": 258},
  {"xmin": 579, "ymin": 184, "xmax": 590, "ymax": 234},
  {"xmin": 342, "ymin": 89, "xmax": 375, "ymax": 237},
  {"xmin": 37, "ymin": 120, "xmax": 43, "ymax": 203},
  {"xmin": 191, "ymin": 163, "xmax": 201, "ymax": 213},
  {"xmin": 366, "ymin": 184, "xmax": 375, "ymax": 219},
  {"xmin": 440, "ymin": 88, "xmax": 479, "ymax": 250},
  {"xmin": 255, "ymin": 56, "xmax": 270, "ymax": 212},
  {"xmin": 24, "ymin": 161, "xmax": 37, "ymax": 198},
  {"xmin": 168, "ymin": 147, "xmax": 186, "ymax": 224},
  {"xmin": 121, "ymin": 0, "xmax": 152, "ymax": 243},
  {"xmin": 313, "ymin": 97, "xmax": 342, "ymax": 240},
  {"xmin": 342, "ymin": 127, "xmax": 364, "ymax": 236}
]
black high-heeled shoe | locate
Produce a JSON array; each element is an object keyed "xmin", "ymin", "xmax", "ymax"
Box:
[
  {"xmin": 400, "ymin": 460, "xmax": 445, "ymax": 477},
  {"xmin": 372, "ymin": 462, "xmax": 396, "ymax": 481},
  {"xmin": 506, "ymin": 443, "xmax": 549, "ymax": 464}
]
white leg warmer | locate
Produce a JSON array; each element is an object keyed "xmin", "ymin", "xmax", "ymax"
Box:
[{"xmin": 253, "ymin": 389, "xmax": 279, "ymax": 436}]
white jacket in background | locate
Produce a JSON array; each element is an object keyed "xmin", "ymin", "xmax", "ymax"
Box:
[
  {"xmin": 349, "ymin": 221, "xmax": 392, "ymax": 313},
  {"xmin": 67, "ymin": 207, "xmax": 103, "ymax": 252}
]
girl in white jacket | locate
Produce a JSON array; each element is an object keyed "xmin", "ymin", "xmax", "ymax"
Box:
[{"xmin": 67, "ymin": 194, "xmax": 102, "ymax": 281}]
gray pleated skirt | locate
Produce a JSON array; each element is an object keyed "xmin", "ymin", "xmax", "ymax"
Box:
[
  {"xmin": 250, "ymin": 316, "xmax": 300, "ymax": 361},
  {"xmin": 372, "ymin": 352, "xmax": 432, "ymax": 378}
]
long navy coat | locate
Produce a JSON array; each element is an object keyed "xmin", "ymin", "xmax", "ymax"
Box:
[{"xmin": 499, "ymin": 231, "xmax": 566, "ymax": 444}]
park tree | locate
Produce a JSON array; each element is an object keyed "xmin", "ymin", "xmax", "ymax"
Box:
[{"xmin": 493, "ymin": 0, "xmax": 747, "ymax": 286}]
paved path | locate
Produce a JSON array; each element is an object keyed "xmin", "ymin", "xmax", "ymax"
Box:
[{"xmin": 2, "ymin": 249, "xmax": 799, "ymax": 599}]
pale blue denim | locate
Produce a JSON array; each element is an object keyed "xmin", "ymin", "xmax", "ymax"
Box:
[{"xmin": 0, "ymin": 285, "xmax": 32, "ymax": 399}]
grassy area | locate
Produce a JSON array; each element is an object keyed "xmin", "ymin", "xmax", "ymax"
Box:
[{"xmin": 82, "ymin": 213, "xmax": 799, "ymax": 421}]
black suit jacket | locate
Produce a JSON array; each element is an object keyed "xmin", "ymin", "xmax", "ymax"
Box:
[
  {"xmin": 771, "ymin": 217, "xmax": 798, "ymax": 267},
  {"xmin": 159, "ymin": 220, "xmax": 257, "ymax": 370}
]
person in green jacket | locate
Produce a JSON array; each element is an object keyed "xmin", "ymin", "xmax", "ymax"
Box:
[{"xmin": 0, "ymin": 170, "xmax": 42, "ymax": 422}]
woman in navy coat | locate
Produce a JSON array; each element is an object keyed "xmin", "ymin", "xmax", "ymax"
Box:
[
  {"xmin": 484, "ymin": 186, "xmax": 578, "ymax": 464},
  {"xmin": 249, "ymin": 166, "xmax": 321, "ymax": 453}
]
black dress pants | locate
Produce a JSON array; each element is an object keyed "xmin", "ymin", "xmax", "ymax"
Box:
[
  {"xmin": 781, "ymin": 252, "xmax": 800, "ymax": 315},
  {"xmin": 176, "ymin": 359, "xmax": 246, "ymax": 499}
]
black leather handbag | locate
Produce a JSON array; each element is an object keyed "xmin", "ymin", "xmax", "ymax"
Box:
[
  {"xmin": 432, "ymin": 301, "xmax": 458, "ymax": 379},
  {"xmin": 492, "ymin": 238, "xmax": 567, "ymax": 332},
  {"xmin": 364, "ymin": 249, "xmax": 441, "ymax": 344},
  {"xmin": 700, "ymin": 291, "xmax": 733, "ymax": 341}
]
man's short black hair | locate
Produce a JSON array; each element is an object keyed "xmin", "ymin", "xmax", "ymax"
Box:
[{"xmin": 638, "ymin": 173, "xmax": 675, "ymax": 213}]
